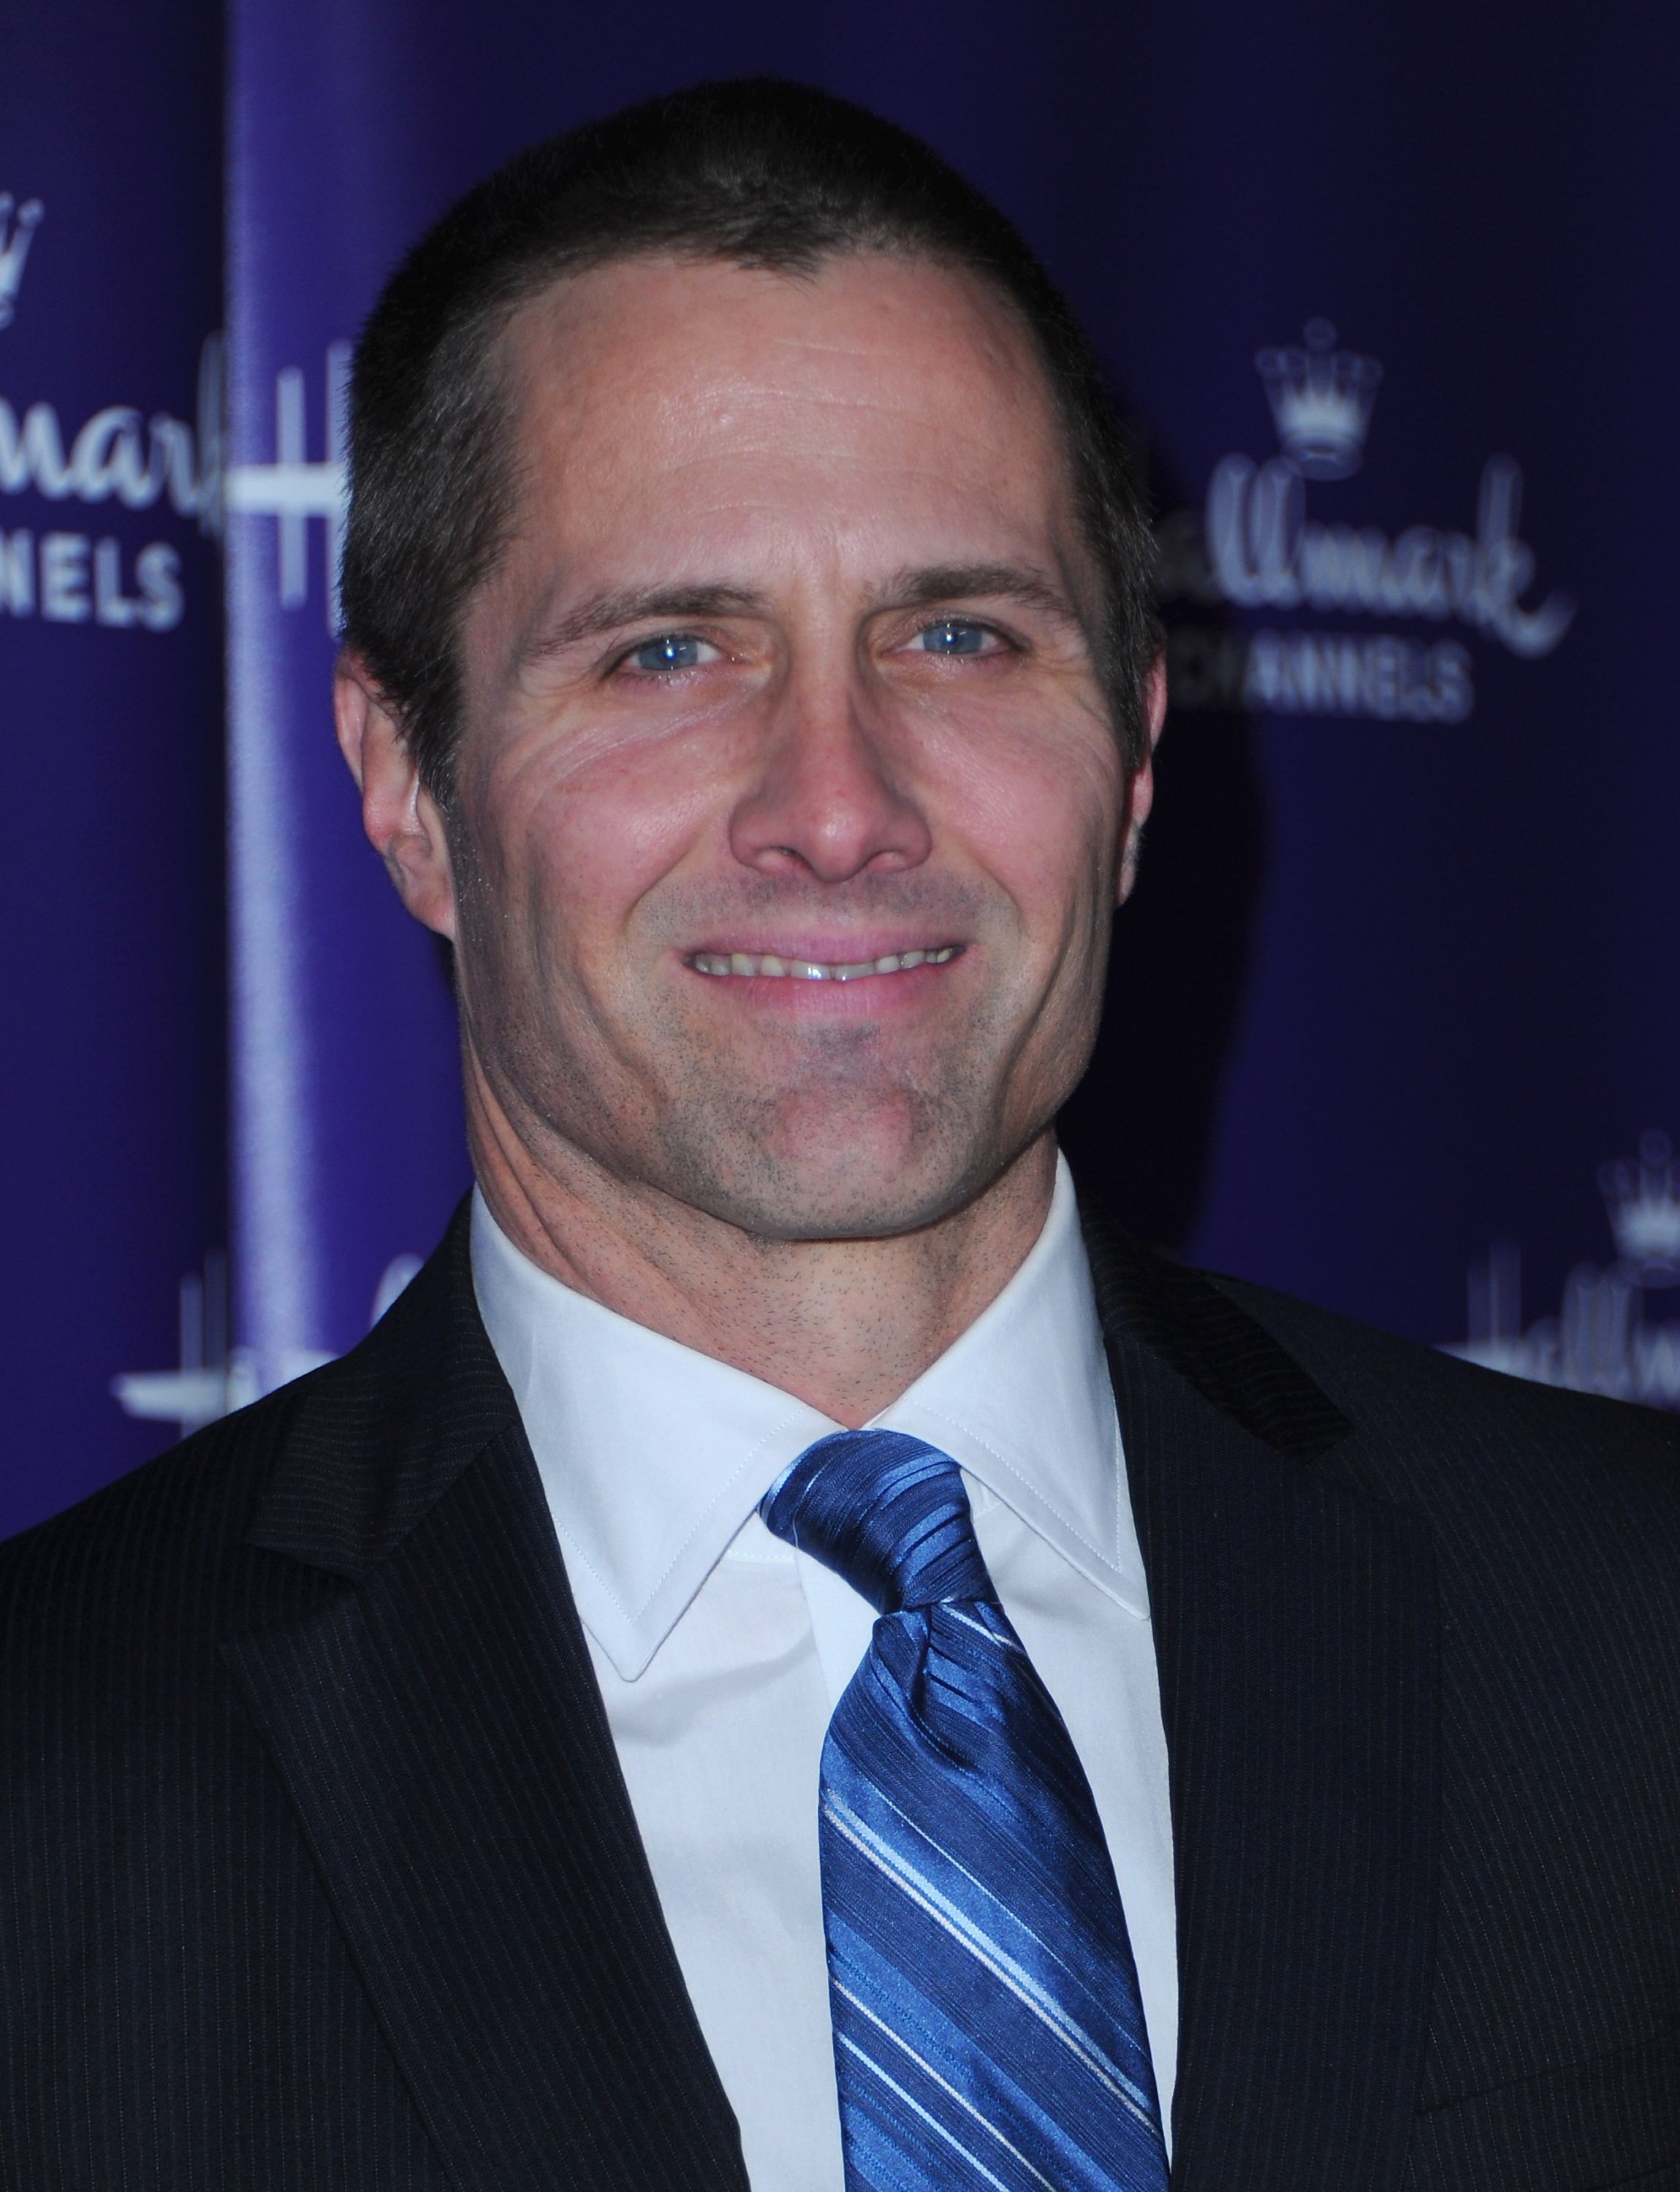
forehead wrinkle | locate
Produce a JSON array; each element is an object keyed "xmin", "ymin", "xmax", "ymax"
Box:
[{"xmin": 518, "ymin": 278, "xmax": 1042, "ymax": 464}]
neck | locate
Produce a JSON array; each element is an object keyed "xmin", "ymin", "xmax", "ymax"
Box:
[{"xmin": 464, "ymin": 1068, "xmax": 1058, "ymax": 1428}]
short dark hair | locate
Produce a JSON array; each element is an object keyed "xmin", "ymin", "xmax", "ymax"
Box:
[{"xmin": 341, "ymin": 78, "xmax": 1159, "ymax": 792}]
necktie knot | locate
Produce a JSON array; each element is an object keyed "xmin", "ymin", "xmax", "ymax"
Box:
[{"xmin": 760, "ymin": 1428, "xmax": 994, "ymax": 1614}]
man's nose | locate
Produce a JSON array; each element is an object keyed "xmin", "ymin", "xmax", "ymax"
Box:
[{"xmin": 728, "ymin": 671, "xmax": 933, "ymax": 884}]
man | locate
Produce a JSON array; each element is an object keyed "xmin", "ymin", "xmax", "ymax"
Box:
[{"xmin": 3, "ymin": 80, "xmax": 1677, "ymax": 2192}]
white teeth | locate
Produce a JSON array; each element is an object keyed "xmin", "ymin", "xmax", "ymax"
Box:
[{"xmin": 690, "ymin": 945, "xmax": 959, "ymax": 981}]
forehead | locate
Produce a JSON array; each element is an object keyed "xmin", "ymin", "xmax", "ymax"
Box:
[{"xmin": 492, "ymin": 251, "xmax": 1076, "ymax": 574}]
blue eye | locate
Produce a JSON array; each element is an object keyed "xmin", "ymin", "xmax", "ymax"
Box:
[
  {"xmin": 917, "ymin": 620, "xmax": 989, "ymax": 655},
  {"xmin": 628, "ymin": 632, "xmax": 709, "ymax": 673}
]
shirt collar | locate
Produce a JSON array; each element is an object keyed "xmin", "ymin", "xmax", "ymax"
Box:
[
  {"xmin": 872, "ymin": 1161, "xmax": 1147, "ymax": 1620},
  {"xmin": 471, "ymin": 1154, "xmax": 1146, "ymax": 1681}
]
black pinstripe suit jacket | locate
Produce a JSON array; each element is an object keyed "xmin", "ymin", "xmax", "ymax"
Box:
[{"xmin": 3, "ymin": 1199, "xmax": 1679, "ymax": 2189}]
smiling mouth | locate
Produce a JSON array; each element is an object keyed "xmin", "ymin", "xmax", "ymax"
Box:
[{"xmin": 686, "ymin": 945, "xmax": 963, "ymax": 982}]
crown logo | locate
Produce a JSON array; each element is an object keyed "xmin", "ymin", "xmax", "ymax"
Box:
[
  {"xmin": 1255, "ymin": 318, "xmax": 1382, "ymax": 480},
  {"xmin": 1600, "ymin": 1130, "xmax": 1680, "ymax": 1285},
  {"xmin": 0, "ymin": 194, "xmax": 43, "ymax": 330}
]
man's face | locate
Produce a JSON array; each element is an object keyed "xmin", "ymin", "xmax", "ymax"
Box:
[{"xmin": 441, "ymin": 251, "xmax": 1147, "ymax": 1241}]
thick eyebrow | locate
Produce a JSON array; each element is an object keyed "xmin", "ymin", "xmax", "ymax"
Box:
[
  {"xmin": 870, "ymin": 563, "xmax": 1087, "ymax": 629},
  {"xmin": 514, "ymin": 563, "xmax": 1084, "ymax": 669},
  {"xmin": 517, "ymin": 583, "xmax": 770, "ymax": 666}
]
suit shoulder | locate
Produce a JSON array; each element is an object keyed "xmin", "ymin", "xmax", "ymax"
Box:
[
  {"xmin": 0, "ymin": 1213, "xmax": 490, "ymax": 1652},
  {"xmin": 1206, "ymin": 1266, "xmax": 1680, "ymax": 1497},
  {"xmin": 0, "ymin": 1377, "xmax": 305, "ymax": 1628}
]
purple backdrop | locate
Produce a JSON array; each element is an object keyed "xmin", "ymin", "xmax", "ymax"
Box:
[
  {"xmin": 5, "ymin": 0, "xmax": 1679, "ymax": 1535},
  {"xmin": 1, "ymin": 0, "xmax": 226, "ymax": 1527}
]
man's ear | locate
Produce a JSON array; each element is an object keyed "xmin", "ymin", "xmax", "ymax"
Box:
[
  {"xmin": 1116, "ymin": 651, "xmax": 1168, "ymax": 907},
  {"xmin": 333, "ymin": 651, "xmax": 458, "ymax": 940}
]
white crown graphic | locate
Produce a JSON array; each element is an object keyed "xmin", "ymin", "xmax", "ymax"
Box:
[
  {"xmin": 1600, "ymin": 1131, "xmax": 1680, "ymax": 1285},
  {"xmin": 1255, "ymin": 318, "xmax": 1382, "ymax": 480},
  {"xmin": 0, "ymin": 194, "xmax": 43, "ymax": 330}
]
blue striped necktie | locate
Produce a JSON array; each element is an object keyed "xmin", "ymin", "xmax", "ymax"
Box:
[{"xmin": 761, "ymin": 1428, "xmax": 1170, "ymax": 2192}]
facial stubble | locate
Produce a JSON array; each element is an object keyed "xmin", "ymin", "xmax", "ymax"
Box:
[{"xmin": 450, "ymin": 836, "xmax": 1100, "ymax": 1245}]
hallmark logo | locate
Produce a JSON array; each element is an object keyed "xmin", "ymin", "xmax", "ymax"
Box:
[
  {"xmin": 1158, "ymin": 314, "xmax": 1573, "ymax": 723},
  {"xmin": 224, "ymin": 341, "xmax": 351, "ymax": 630},
  {"xmin": 113, "ymin": 1249, "xmax": 422, "ymax": 1437},
  {"xmin": 0, "ymin": 194, "xmax": 43, "ymax": 330},
  {"xmin": 1600, "ymin": 1132, "xmax": 1680, "ymax": 1286},
  {"xmin": 1255, "ymin": 319, "xmax": 1381, "ymax": 481},
  {"xmin": 0, "ymin": 334, "xmax": 223, "ymax": 633},
  {"xmin": 1445, "ymin": 1134, "xmax": 1680, "ymax": 1412},
  {"xmin": 1201, "ymin": 450, "xmax": 1573, "ymax": 658}
]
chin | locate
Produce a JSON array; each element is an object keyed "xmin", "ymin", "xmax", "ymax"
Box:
[
  {"xmin": 658, "ymin": 1095, "xmax": 1010, "ymax": 1244},
  {"xmin": 702, "ymin": 1181, "xmax": 970, "ymax": 1245}
]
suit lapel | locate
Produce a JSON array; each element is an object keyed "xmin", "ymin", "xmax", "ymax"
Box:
[
  {"xmin": 218, "ymin": 1187, "xmax": 1433, "ymax": 2188},
  {"xmin": 223, "ymin": 1207, "xmax": 747, "ymax": 2192},
  {"xmin": 1084, "ymin": 1215, "xmax": 1438, "ymax": 2192}
]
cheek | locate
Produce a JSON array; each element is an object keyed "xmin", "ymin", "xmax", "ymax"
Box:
[
  {"xmin": 925, "ymin": 714, "xmax": 1124, "ymax": 932},
  {"xmin": 476, "ymin": 727, "xmax": 724, "ymax": 959}
]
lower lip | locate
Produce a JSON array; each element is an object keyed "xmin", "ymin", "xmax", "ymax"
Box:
[{"xmin": 681, "ymin": 952, "xmax": 965, "ymax": 1013}]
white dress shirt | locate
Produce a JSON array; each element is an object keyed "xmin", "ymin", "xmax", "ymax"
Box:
[{"xmin": 471, "ymin": 1156, "xmax": 1177, "ymax": 2189}]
